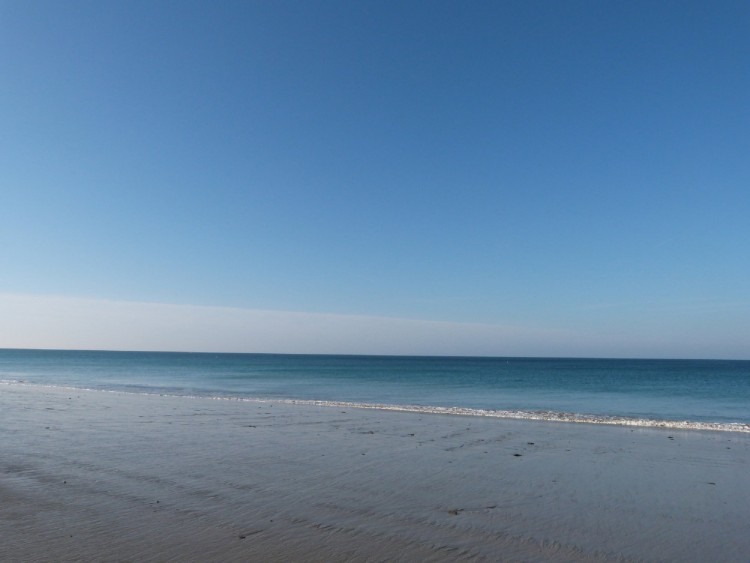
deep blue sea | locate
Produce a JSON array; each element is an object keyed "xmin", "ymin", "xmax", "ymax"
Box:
[{"xmin": 1, "ymin": 349, "xmax": 749, "ymax": 431}]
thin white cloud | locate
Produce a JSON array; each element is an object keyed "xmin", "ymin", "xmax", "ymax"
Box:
[
  {"xmin": 0, "ymin": 293, "xmax": 746, "ymax": 359},
  {"xmin": 0, "ymin": 293, "xmax": 579, "ymax": 356}
]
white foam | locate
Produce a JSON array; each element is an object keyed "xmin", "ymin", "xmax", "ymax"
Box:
[
  {"xmin": 274, "ymin": 399, "xmax": 750, "ymax": 433},
  {"xmin": 2, "ymin": 380, "xmax": 748, "ymax": 433}
]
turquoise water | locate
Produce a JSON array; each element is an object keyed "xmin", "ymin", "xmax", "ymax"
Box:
[{"xmin": 1, "ymin": 349, "xmax": 748, "ymax": 429}]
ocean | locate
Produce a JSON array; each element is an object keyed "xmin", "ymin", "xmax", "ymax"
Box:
[{"xmin": 1, "ymin": 349, "xmax": 748, "ymax": 431}]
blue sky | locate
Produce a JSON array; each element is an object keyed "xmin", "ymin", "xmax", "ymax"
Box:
[{"xmin": 1, "ymin": 1, "xmax": 748, "ymax": 358}]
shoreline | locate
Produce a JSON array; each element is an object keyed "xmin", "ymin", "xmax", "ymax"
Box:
[
  {"xmin": 3, "ymin": 380, "xmax": 749, "ymax": 434},
  {"xmin": 2, "ymin": 382, "xmax": 749, "ymax": 561}
]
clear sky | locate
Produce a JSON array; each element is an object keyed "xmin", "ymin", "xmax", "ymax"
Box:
[{"xmin": 1, "ymin": 1, "xmax": 748, "ymax": 358}]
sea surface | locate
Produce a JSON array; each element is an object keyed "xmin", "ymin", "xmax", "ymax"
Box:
[{"xmin": 1, "ymin": 349, "xmax": 748, "ymax": 431}]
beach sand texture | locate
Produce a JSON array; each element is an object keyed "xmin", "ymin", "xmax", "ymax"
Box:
[{"xmin": 1, "ymin": 383, "xmax": 748, "ymax": 562}]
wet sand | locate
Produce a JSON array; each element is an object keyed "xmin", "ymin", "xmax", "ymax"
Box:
[{"xmin": 1, "ymin": 383, "xmax": 748, "ymax": 562}]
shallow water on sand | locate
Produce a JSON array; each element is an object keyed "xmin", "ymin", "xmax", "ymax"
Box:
[{"xmin": 2, "ymin": 384, "xmax": 749, "ymax": 562}]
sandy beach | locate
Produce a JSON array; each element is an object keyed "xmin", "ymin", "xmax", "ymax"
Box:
[{"xmin": 1, "ymin": 383, "xmax": 748, "ymax": 562}]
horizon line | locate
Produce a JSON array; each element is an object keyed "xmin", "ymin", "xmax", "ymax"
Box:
[{"xmin": 1, "ymin": 346, "xmax": 744, "ymax": 363}]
